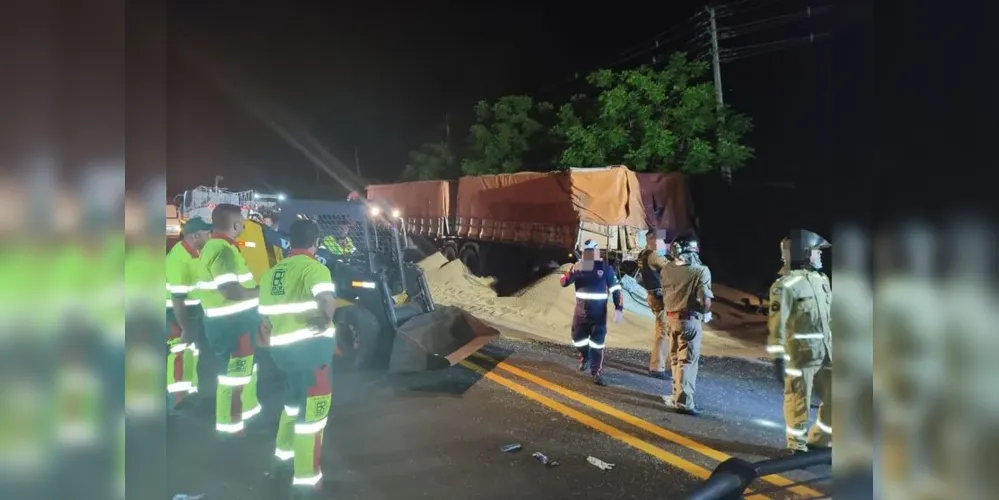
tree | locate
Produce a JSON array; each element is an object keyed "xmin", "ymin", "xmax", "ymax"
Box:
[
  {"xmin": 461, "ymin": 95, "xmax": 555, "ymax": 175},
  {"xmin": 402, "ymin": 141, "xmax": 459, "ymax": 181},
  {"xmin": 553, "ymin": 52, "xmax": 754, "ymax": 174}
]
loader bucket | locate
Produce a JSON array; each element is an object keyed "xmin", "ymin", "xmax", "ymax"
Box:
[{"xmin": 388, "ymin": 306, "xmax": 500, "ymax": 374}]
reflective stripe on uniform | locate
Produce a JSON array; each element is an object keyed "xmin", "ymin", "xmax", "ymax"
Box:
[
  {"xmin": 786, "ymin": 426, "xmax": 807, "ymax": 437},
  {"xmin": 607, "ymin": 284, "xmax": 622, "ymax": 292},
  {"xmin": 198, "ymin": 272, "xmax": 255, "ymax": 291},
  {"xmin": 792, "ymin": 333, "xmax": 825, "ymax": 340},
  {"xmin": 204, "ymin": 298, "xmax": 259, "ymax": 317},
  {"xmin": 589, "ymin": 340, "xmax": 605, "ymax": 349},
  {"xmin": 259, "ymin": 301, "xmax": 318, "ymax": 315},
  {"xmin": 571, "ymin": 338, "xmax": 589, "ymax": 347},
  {"xmin": 166, "ymin": 298, "xmax": 201, "ymax": 308},
  {"xmin": 311, "ymin": 283, "xmax": 335, "ymax": 295},
  {"xmin": 576, "ymin": 291, "xmax": 610, "ymax": 300},
  {"xmin": 275, "ymin": 449, "xmax": 295, "ymax": 461},
  {"xmin": 294, "ymin": 418, "xmax": 328, "ymax": 435},
  {"xmin": 270, "ymin": 327, "xmax": 335, "ymax": 347},
  {"xmin": 816, "ymin": 421, "xmax": 832, "ymax": 434},
  {"xmin": 292, "ymin": 473, "xmax": 323, "ymax": 486},
  {"xmin": 167, "ymin": 284, "xmax": 195, "ymax": 294}
]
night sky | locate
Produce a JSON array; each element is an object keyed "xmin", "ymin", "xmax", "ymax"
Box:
[{"xmin": 165, "ymin": 0, "xmax": 870, "ymax": 288}]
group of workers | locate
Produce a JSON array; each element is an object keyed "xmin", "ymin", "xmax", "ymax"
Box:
[
  {"xmin": 574, "ymin": 227, "xmax": 833, "ymax": 454},
  {"xmin": 165, "ymin": 204, "xmax": 352, "ymax": 499}
]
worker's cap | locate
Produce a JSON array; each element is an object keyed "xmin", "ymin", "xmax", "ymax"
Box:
[
  {"xmin": 582, "ymin": 239, "xmax": 599, "ymax": 250},
  {"xmin": 182, "ymin": 216, "xmax": 211, "ymax": 234}
]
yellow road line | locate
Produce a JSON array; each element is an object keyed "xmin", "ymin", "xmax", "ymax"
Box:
[
  {"xmin": 458, "ymin": 360, "xmax": 770, "ymax": 500},
  {"xmin": 472, "ymin": 352, "xmax": 825, "ymax": 499}
]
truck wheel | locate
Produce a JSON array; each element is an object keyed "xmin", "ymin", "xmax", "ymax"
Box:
[
  {"xmin": 332, "ymin": 304, "xmax": 380, "ymax": 371},
  {"xmin": 441, "ymin": 242, "xmax": 458, "ymax": 261},
  {"xmin": 459, "ymin": 244, "xmax": 482, "ymax": 276}
]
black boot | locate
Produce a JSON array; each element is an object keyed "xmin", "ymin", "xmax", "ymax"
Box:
[{"xmin": 577, "ymin": 352, "xmax": 589, "ymax": 373}]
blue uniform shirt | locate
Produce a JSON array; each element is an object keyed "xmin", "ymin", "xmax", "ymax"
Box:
[{"xmin": 560, "ymin": 261, "xmax": 624, "ymax": 323}]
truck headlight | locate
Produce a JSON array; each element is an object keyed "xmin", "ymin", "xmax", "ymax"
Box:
[
  {"xmin": 370, "ymin": 207, "xmax": 381, "ymax": 216},
  {"xmin": 391, "ymin": 209, "xmax": 401, "ymax": 218}
]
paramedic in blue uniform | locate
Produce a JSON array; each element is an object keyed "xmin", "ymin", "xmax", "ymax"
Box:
[{"xmin": 560, "ymin": 239, "xmax": 624, "ymax": 386}]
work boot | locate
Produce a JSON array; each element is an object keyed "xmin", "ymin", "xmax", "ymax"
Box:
[
  {"xmin": 592, "ymin": 373, "xmax": 606, "ymax": 386},
  {"xmin": 647, "ymin": 370, "xmax": 668, "ymax": 380},
  {"xmin": 673, "ymin": 406, "xmax": 701, "ymax": 416},
  {"xmin": 577, "ymin": 355, "xmax": 589, "ymax": 373}
]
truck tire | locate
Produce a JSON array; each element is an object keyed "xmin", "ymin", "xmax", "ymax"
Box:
[
  {"xmin": 332, "ymin": 304, "xmax": 381, "ymax": 371},
  {"xmin": 459, "ymin": 243, "xmax": 482, "ymax": 276},
  {"xmin": 441, "ymin": 242, "xmax": 458, "ymax": 262}
]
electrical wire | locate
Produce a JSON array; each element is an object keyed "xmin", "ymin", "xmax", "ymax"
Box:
[
  {"xmin": 719, "ymin": 6, "xmax": 831, "ymax": 39},
  {"xmin": 715, "ymin": 0, "xmax": 800, "ymax": 18},
  {"xmin": 719, "ymin": 33, "xmax": 830, "ymax": 62},
  {"xmin": 532, "ymin": 9, "xmax": 709, "ymax": 96}
]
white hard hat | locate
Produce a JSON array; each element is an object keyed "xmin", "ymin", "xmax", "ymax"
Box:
[{"xmin": 583, "ymin": 239, "xmax": 599, "ymax": 250}]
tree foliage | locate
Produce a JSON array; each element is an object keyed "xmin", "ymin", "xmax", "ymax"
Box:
[
  {"xmin": 401, "ymin": 141, "xmax": 458, "ymax": 181},
  {"xmin": 554, "ymin": 52, "xmax": 754, "ymax": 174},
  {"xmin": 461, "ymin": 95, "xmax": 554, "ymax": 175},
  {"xmin": 402, "ymin": 52, "xmax": 754, "ymax": 180}
]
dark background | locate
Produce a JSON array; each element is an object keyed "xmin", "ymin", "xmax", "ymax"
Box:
[{"xmin": 164, "ymin": 0, "xmax": 873, "ymax": 291}]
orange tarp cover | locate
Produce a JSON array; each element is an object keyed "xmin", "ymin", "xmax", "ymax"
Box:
[
  {"xmin": 636, "ymin": 172, "xmax": 693, "ymax": 239},
  {"xmin": 366, "ymin": 180, "xmax": 450, "ymax": 219},
  {"xmin": 456, "ymin": 166, "xmax": 646, "ymax": 227}
]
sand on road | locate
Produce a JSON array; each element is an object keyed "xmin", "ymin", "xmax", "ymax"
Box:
[{"xmin": 417, "ymin": 253, "xmax": 770, "ymax": 361}]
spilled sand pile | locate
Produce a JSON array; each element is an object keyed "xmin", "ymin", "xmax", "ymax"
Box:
[{"xmin": 418, "ymin": 253, "xmax": 769, "ymax": 360}]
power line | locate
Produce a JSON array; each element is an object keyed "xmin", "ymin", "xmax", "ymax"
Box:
[
  {"xmin": 720, "ymin": 6, "xmax": 831, "ymax": 39},
  {"xmin": 532, "ymin": 10, "xmax": 709, "ymax": 97},
  {"xmin": 720, "ymin": 32, "xmax": 830, "ymax": 62},
  {"xmin": 715, "ymin": 0, "xmax": 800, "ymax": 17}
]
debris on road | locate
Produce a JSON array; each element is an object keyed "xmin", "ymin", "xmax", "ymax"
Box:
[
  {"xmin": 532, "ymin": 451, "xmax": 560, "ymax": 467},
  {"xmin": 587, "ymin": 456, "xmax": 615, "ymax": 471},
  {"xmin": 500, "ymin": 443, "xmax": 523, "ymax": 453}
]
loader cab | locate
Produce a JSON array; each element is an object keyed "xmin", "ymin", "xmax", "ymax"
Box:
[{"xmin": 277, "ymin": 199, "xmax": 437, "ymax": 370}]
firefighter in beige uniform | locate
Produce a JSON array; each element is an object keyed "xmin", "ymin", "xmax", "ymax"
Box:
[{"xmin": 767, "ymin": 229, "xmax": 833, "ymax": 452}]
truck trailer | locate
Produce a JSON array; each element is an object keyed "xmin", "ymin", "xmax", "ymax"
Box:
[{"xmin": 366, "ymin": 165, "xmax": 656, "ymax": 278}]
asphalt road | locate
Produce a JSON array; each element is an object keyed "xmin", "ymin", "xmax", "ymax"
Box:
[{"xmin": 167, "ymin": 336, "xmax": 832, "ymax": 500}]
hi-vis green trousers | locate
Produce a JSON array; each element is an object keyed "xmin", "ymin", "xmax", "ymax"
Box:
[{"xmin": 203, "ymin": 310, "xmax": 261, "ymax": 435}]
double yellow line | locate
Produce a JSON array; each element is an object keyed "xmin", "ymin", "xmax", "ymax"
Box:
[{"xmin": 460, "ymin": 352, "xmax": 824, "ymax": 499}]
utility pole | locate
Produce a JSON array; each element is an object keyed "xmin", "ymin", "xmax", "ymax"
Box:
[
  {"xmin": 706, "ymin": 5, "xmax": 731, "ymax": 184},
  {"xmin": 353, "ymin": 147, "xmax": 361, "ymax": 177}
]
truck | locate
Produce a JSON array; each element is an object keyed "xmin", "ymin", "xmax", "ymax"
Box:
[{"xmin": 365, "ymin": 165, "xmax": 657, "ymax": 279}]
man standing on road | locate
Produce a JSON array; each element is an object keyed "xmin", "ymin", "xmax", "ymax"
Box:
[
  {"xmin": 659, "ymin": 234, "xmax": 713, "ymax": 416},
  {"xmin": 766, "ymin": 229, "xmax": 833, "ymax": 453},
  {"xmin": 165, "ymin": 216, "xmax": 211, "ymax": 410},
  {"xmin": 196, "ymin": 203, "xmax": 262, "ymax": 437},
  {"xmin": 560, "ymin": 239, "xmax": 624, "ymax": 386},
  {"xmin": 257, "ymin": 219, "xmax": 337, "ymax": 499},
  {"xmin": 637, "ymin": 230, "xmax": 670, "ymax": 379}
]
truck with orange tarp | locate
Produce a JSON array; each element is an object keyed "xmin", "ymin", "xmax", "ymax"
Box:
[{"xmin": 366, "ymin": 165, "xmax": 693, "ymax": 277}]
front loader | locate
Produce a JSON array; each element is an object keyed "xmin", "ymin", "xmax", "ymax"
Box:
[{"xmin": 242, "ymin": 198, "xmax": 497, "ymax": 374}]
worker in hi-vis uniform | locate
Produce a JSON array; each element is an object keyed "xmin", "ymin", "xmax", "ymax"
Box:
[
  {"xmin": 195, "ymin": 204, "xmax": 262, "ymax": 437},
  {"xmin": 767, "ymin": 229, "xmax": 833, "ymax": 453},
  {"xmin": 165, "ymin": 216, "xmax": 211, "ymax": 410},
  {"xmin": 257, "ymin": 219, "xmax": 337, "ymax": 499},
  {"xmin": 560, "ymin": 239, "xmax": 624, "ymax": 386}
]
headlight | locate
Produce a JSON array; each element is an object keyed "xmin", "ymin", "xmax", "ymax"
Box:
[
  {"xmin": 277, "ymin": 193, "xmax": 286, "ymax": 201},
  {"xmin": 391, "ymin": 209, "xmax": 401, "ymax": 218},
  {"xmin": 369, "ymin": 206, "xmax": 381, "ymax": 216}
]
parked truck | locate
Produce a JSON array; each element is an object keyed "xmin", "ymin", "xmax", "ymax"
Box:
[{"xmin": 366, "ymin": 165, "xmax": 665, "ymax": 278}]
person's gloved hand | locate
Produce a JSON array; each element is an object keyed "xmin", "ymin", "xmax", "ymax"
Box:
[{"xmin": 773, "ymin": 357, "xmax": 786, "ymax": 386}]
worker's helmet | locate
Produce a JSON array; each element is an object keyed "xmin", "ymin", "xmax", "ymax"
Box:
[
  {"xmin": 669, "ymin": 233, "xmax": 699, "ymax": 259},
  {"xmin": 783, "ymin": 229, "xmax": 831, "ymax": 270}
]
